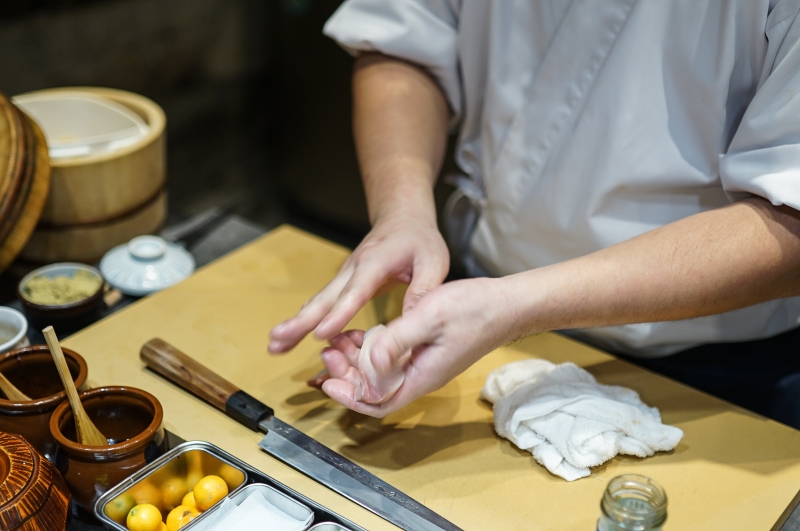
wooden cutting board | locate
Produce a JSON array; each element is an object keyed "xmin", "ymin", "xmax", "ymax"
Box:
[{"xmin": 63, "ymin": 226, "xmax": 800, "ymax": 531}]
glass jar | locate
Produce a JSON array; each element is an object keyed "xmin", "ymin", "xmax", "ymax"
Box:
[{"xmin": 597, "ymin": 474, "xmax": 667, "ymax": 531}]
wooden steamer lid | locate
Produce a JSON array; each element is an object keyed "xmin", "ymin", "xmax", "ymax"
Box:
[
  {"xmin": 0, "ymin": 432, "xmax": 70, "ymax": 531},
  {"xmin": 0, "ymin": 93, "xmax": 51, "ymax": 274}
]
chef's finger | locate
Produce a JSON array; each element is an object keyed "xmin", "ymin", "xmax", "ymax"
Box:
[
  {"xmin": 328, "ymin": 331, "xmax": 364, "ymax": 365},
  {"xmin": 367, "ymin": 314, "xmax": 436, "ymax": 381},
  {"xmin": 314, "ymin": 262, "xmax": 390, "ymax": 339},
  {"xmin": 324, "ymin": 375, "xmax": 423, "ymax": 418},
  {"xmin": 403, "ymin": 255, "xmax": 449, "ymax": 313},
  {"xmin": 306, "ymin": 368, "xmax": 330, "ymax": 389},
  {"xmin": 268, "ymin": 271, "xmax": 352, "ymax": 352},
  {"xmin": 322, "ymin": 378, "xmax": 391, "ymax": 417},
  {"xmin": 321, "ymin": 350, "xmax": 363, "ymax": 390},
  {"xmin": 342, "ymin": 329, "xmax": 365, "ymax": 347},
  {"xmin": 380, "ymin": 309, "xmax": 439, "ymax": 360}
]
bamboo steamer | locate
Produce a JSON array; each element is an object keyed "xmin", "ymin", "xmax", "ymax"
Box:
[
  {"xmin": 0, "ymin": 432, "xmax": 70, "ymax": 531},
  {"xmin": 0, "ymin": 94, "xmax": 51, "ymax": 275},
  {"xmin": 22, "ymin": 190, "xmax": 166, "ymax": 264},
  {"xmin": 17, "ymin": 87, "xmax": 166, "ymax": 264}
]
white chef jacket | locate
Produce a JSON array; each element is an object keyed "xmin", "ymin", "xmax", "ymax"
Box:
[{"xmin": 324, "ymin": 0, "xmax": 800, "ymax": 357}]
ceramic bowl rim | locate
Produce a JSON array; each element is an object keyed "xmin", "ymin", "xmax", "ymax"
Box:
[
  {"xmin": 17, "ymin": 262, "xmax": 104, "ymax": 311},
  {"xmin": 0, "ymin": 307, "xmax": 27, "ymax": 353},
  {"xmin": 0, "ymin": 345, "xmax": 88, "ymax": 410},
  {"xmin": 50, "ymin": 385, "xmax": 163, "ymax": 457}
]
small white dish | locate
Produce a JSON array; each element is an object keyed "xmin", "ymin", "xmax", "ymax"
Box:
[
  {"xmin": 0, "ymin": 307, "xmax": 29, "ymax": 354},
  {"xmin": 100, "ymin": 236, "xmax": 195, "ymax": 296}
]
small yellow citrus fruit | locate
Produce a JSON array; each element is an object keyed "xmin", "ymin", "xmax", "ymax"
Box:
[
  {"xmin": 166, "ymin": 505, "xmax": 200, "ymax": 531},
  {"xmin": 104, "ymin": 492, "xmax": 136, "ymax": 524},
  {"xmin": 130, "ymin": 481, "xmax": 163, "ymax": 509},
  {"xmin": 184, "ymin": 451, "xmax": 204, "ymax": 489},
  {"xmin": 192, "ymin": 475, "xmax": 228, "ymax": 511},
  {"xmin": 161, "ymin": 477, "xmax": 189, "ymax": 511},
  {"xmin": 126, "ymin": 503, "xmax": 163, "ymax": 531},
  {"xmin": 180, "ymin": 491, "xmax": 197, "ymax": 511},
  {"xmin": 217, "ymin": 464, "xmax": 243, "ymax": 490}
]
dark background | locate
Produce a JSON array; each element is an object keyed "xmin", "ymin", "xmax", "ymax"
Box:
[{"xmin": 0, "ymin": 0, "xmax": 456, "ymax": 252}]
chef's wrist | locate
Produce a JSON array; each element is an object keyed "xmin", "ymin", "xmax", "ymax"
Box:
[
  {"xmin": 369, "ymin": 183, "xmax": 438, "ymax": 229},
  {"xmin": 495, "ymin": 270, "xmax": 556, "ymax": 344}
]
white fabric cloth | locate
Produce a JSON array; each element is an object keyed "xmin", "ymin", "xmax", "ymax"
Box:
[
  {"xmin": 324, "ymin": 0, "xmax": 800, "ymax": 357},
  {"xmin": 481, "ymin": 359, "xmax": 684, "ymax": 481}
]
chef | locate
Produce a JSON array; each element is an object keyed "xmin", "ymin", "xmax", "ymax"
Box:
[{"xmin": 269, "ymin": 1, "xmax": 800, "ymax": 426}]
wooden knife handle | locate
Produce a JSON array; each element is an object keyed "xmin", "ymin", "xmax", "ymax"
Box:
[
  {"xmin": 140, "ymin": 338, "xmax": 239, "ymax": 411},
  {"xmin": 140, "ymin": 338, "xmax": 274, "ymax": 431}
]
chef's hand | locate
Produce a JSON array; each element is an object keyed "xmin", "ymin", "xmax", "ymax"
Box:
[
  {"xmin": 267, "ymin": 213, "xmax": 449, "ymax": 353},
  {"xmin": 319, "ymin": 277, "xmax": 515, "ymax": 417}
]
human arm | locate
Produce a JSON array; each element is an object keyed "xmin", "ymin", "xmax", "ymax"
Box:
[
  {"xmin": 268, "ymin": 52, "xmax": 451, "ymax": 353},
  {"xmin": 321, "ymin": 196, "xmax": 800, "ymax": 415}
]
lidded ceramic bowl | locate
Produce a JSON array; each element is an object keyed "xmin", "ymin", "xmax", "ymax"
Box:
[
  {"xmin": 0, "ymin": 432, "xmax": 70, "ymax": 531},
  {"xmin": 100, "ymin": 235, "xmax": 195, "ymax": 296}
]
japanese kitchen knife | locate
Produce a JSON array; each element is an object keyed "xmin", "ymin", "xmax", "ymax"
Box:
[{"xmin": 140, "ymin": 338, "xmax": 462, "ymax": 531}]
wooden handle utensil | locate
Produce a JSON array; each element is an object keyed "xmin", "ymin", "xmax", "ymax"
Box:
[
  {"xmin": 140, "ymin": 337, "xmax": 240, "ymax": 411},
  {"xmin": 0, "ymin": 371, "xmax": 30, "ymax": 401},
  {"xmin": 42, "ymin": 326, "xmax": 108, "ymax": 446}
]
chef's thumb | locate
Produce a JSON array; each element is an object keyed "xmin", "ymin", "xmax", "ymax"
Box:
[
  {"xmin": 358, "ymin": 317, "xmax": 431, "ymax": 404},
  {"xmin": 403, "ymin": 259, "xmax": 448, "ymax": 313},
  {"xmin": 385, "ymin": 312, "xmax": 438, "ymax": 366}
]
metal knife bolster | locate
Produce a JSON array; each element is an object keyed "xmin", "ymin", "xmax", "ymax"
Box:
[{"xmin": 225, "ymin": 390, "xmax": 273, "ymax": 431}]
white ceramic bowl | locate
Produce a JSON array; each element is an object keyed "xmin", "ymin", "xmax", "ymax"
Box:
[
  {"xmin": 100, "ymin": 236, "xmax": 195, "ymax": 296},
  {"xmin": 0, "ymin": 307, "xmax": 29, "ymax": 354}
]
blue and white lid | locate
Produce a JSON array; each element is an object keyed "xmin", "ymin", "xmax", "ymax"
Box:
[{"xmin": 100, "ymin": 236, "xmax": 195, "ymax": 296}]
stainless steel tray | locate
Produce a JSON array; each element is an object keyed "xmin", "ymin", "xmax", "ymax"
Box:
[{"xmin": 93, "ymin": 440, "xmax": 367, "ymax": 531}]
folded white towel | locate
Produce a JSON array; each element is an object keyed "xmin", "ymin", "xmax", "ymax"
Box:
[{"xmin": 481, "ymin": 359, "xmax": 683, "ymax": 481}]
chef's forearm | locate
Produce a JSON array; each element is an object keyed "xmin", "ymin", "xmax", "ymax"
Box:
[
  {"xmin": 501, "ymin": 197, "xmax": 800, "ymax": 338},
  {"xmin": 352, "ymin": 53, "xmax": 450, "ymax": 226}
]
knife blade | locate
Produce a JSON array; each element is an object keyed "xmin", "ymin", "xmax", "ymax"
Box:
[{"xmin": 140, "ymin": 338, "xmax": 462, "ymax": 531}]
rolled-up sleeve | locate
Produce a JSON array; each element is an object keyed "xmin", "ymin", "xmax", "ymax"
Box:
[
  {"xmin": 720, "ymin": 4, "xmax": 800, "ymax": 211},
  {"xmin": 323, "ymin": 0, "xmax": 462, "ymax": 118}
]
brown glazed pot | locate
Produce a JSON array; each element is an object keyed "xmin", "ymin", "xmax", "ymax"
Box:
[
  {"xmin": 0, "ymin": 345, "xmax": 88, "ymax": 461},
  {"xmin": 0, "ymin": 432, "xmax": 70, "ymax": 531},
  {"xmin": 49, "ymin": 386, "xmax": 165, "ymax": 512}
]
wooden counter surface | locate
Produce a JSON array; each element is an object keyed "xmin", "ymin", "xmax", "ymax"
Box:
[{"xmin": 64, "ymin": 226, "xmax": 800, "ymax": 530}]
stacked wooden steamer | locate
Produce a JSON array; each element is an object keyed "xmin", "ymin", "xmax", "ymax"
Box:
[
  {"xmin": 0, "ymin": 93, "xmax": 51, "ymax": 274},
  {"xmin": 0, "ymin": 432, "xmax": 70, "ymax": 531},
  {"xmin": 18, "ymin": 87, "xmax": 166, "ymax": 265}
]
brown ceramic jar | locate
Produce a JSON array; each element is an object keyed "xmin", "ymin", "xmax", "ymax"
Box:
[
  {"xmin": 49, "ymin": 386, "xmax": 165, "ymax": 512},
  {"xmin": 0, "ymin": 432, "xmax": 70, "ymax": 531},
  {"xmin": 0, "ymin": 345, "xmax": 88, "ymax": 461}
]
